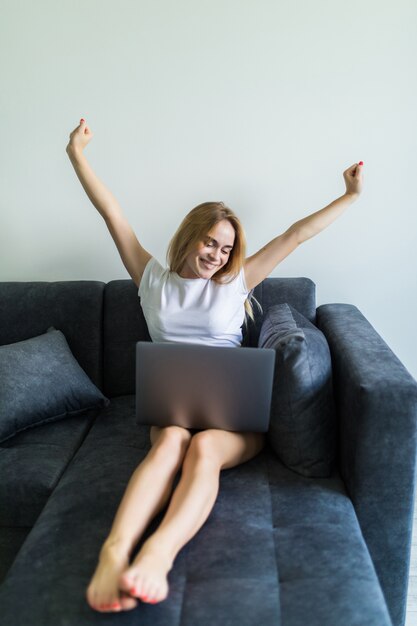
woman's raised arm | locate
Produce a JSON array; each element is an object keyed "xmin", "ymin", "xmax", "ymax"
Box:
[
  {"xmin": 66, "ymin": 119, "xmax": 152, "ymax": 288},
  {"xmin": 66, "ymin": 119, "xmax": 122, "ymax": 221}
]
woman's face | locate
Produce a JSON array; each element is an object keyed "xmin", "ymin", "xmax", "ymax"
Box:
[{"xmin": 179, "ymin": 219, "xmax": 236, "ymax": 279}]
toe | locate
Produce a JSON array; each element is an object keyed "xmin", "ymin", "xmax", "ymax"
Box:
[
  {"xmin": 153, "ymin": 580, "xmax": 169, "ymax": 603},
  {"xmin": 145, "ymin": 584, "xmax": 158, "ymax": 603},
  {"xmin": 99, "ymin": 595, "xmax": 120, "ymax": 612},
  {"xmin": 106, "ymin": 594, "xmax": 122, "ymax": 612},
  {"xmin": 119, "ymin": 594, "xmax": 138, "ymax": 611},
  {"xmin": 140, "ymin": 583, "xmax": 153, "ymax": 602},
  {"xmin": 131, "ymin": 580, "xmax": 148, "ymax": 600},
  {"xmin": 128, "ymin": 584, "xmax": 141, "ymax": 598},
  {"xmin": 151, "ymin": 592, "xmax": 167, "ymax": 604},
  {"xmin": 156, "ymin": 587, "xmax": 169, "ymax": 603}
]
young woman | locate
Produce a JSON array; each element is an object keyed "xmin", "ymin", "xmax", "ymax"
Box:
[{"xmin": 66, "ymin": 118, "xmax": 363, "ymax": 613}]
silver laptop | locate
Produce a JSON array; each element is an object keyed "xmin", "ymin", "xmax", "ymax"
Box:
[{"xmin": 135, "ymin": 341, "xmax": 276, "ymax": 433}]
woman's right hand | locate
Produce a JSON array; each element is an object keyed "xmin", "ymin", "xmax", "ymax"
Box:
[{"xmin": 66, "ymin": 118, "xmax": 93, "ymax": 153}]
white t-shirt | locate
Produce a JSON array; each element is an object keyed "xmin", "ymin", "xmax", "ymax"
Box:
[{"xmin": 138, "ymin": 257, "xmax": 250, "ymax": 347}]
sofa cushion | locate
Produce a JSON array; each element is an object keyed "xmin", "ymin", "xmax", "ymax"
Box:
[
  {"xmin": 268, "ymin": 457, "xmax": 392, "ymax": 626},
  {"xmin": 0, "ymin": 527, "xmax": 31, "ymax": 584},
  {"xmin": 246, "ymin": 276, "xmax": 317, "ymax": 348},
  {"xmin": 258, "ymin": 303, "xmax": 336, "ymax": 478},
  {"xmin": 0, "ymin": 327, "xmax": 110, "ymax": 444},
  {"xmin": 0, "ymin": 407, "xmax": 99, "ymax": 527},
  {"xmin": 0, "ymin": 395, "xmax": 391, "ymax": 626}
]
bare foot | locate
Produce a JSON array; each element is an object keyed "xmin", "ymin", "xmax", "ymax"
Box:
[
  {"xmin": 86, "ymin": 542, "xmax": 139, "ymax": 612},
  {"xmin": 119, "ymin": 538, "xmax": 174, "ymax": 604}
]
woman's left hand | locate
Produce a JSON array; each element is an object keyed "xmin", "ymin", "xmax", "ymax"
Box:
[{"xmin": 343, "ymin": 162, "xmax": 364, "ymax": 197}]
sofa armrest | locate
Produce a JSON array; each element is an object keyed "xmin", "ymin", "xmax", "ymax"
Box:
[{"xmin": 316, "ymin": 303, "xmax": 417, "ymax": 626}]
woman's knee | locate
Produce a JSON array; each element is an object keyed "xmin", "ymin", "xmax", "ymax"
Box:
[
  {"xmin": 183, "ymin": 429, "xmax": 266, "ymax": 471},
  {"xmin": 149, "ymin": 425, "xmax": 193, "ymax": 462},
  {"xmin": 182, "ymin": 431, "xmax": 221, "ymax": 467}
]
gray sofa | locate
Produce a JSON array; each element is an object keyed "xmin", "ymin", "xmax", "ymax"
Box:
[{"xmin": 1, "ymin": 275, "xmax": 416, "ymax": 626}]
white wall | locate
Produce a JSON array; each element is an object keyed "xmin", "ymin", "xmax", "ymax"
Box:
[{"xmin": 1, "ymin": 0, "xmax": 416, "ymax": 380}]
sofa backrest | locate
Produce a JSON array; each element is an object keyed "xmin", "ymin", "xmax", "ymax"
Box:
[
  {"xmin": 0, "ymin": 277, "xmax": 316, "ymax": 399},
  {"xmin": 0, "ymin": 281, "xmax": 105, "ymax": 390},
  {"xmin": 102, "ymin": 280, "xmax": 151, "ymax": 398},
  {"xmin": 103, "ymin": 276, "xmax": 316, "ymax": 397}
]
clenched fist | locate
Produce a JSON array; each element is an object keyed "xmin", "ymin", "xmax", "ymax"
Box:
[
  {"xmin": 343, "ymin": 162, "xmax": 364, "ymax": 197},
  {"xmin": 66, "ymin": 118, "xmax": 94, "ymax": 154}
]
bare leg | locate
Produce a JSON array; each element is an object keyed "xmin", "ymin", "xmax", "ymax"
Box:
[
  {"xmin": 119, "ymin": 440, "xmax": 221, "ymax": 604},
  {"xmin": 86, "ymin": 426, "xmax": 192, "ymax": 613}
]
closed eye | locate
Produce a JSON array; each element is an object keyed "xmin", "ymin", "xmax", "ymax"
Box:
[{"xmin": 206, "ymin": 240, "xmax": 231, "ymax": 254}]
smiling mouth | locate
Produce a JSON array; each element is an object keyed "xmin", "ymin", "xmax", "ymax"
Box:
[{"xmin": 201, "ymin": 259, "xmax": 218, "ymax": 269}]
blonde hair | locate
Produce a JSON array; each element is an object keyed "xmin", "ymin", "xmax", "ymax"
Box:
[{"xmin": 166, "ymin": 201, "xmax": 263, "ymax": 328}]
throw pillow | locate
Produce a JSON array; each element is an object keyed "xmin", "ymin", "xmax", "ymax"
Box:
[
  {"xmin": 0, "ymin": 326, "xmax": 110, "ymax": 443},
  {"xmin": 258, "ymin": 303, "xmax": 336, "ymax": 478}
]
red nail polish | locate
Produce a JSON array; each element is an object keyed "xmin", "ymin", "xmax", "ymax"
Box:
[{"xmin": 359, "ymin": 161, "xmax": 364, "ymax": 165}]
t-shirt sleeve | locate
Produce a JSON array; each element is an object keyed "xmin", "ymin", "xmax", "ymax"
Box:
[{"xmin": 138, "ymin": 257, "xmax": 164, "ymax": 301}]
